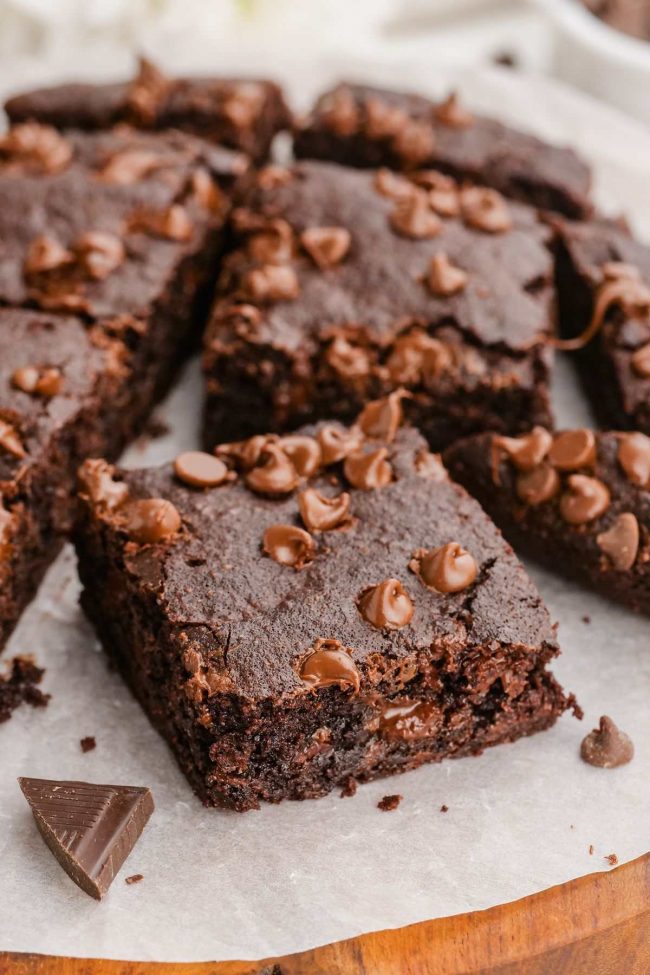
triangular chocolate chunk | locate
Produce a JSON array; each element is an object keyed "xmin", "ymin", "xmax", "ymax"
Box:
[
  {"xmin": 19, "ymin": 777, "xmax": 154, "ymax": 899},
  {"xmin": 444, "ymin": 428, "xmax": 649, "ymax": 614}
]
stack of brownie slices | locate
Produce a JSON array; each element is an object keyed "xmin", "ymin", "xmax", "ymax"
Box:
[{"xmin": 2, "ymin": 61, "xmax": 648, "ymax": 811}]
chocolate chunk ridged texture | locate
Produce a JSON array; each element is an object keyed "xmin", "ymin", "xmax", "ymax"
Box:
[
  {"xmin": 74, "ymin": 403, "xmax": 574, "ymax": 811},
  {"xmin": 203, "ymin": 158, "xmax": 557, "ymax": 452},
  {"xmin": 444, "ymin": 428, "xmax": 650, "ymax": 614}
]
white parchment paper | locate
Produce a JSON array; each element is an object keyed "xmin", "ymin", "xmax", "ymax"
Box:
[{"xmin": 0, "ymin": 58, "xmax": 649, "ymax": 963}]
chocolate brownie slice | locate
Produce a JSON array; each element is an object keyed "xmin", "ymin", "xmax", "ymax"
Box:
[
  {"xmin": 0, "ymin": 308, "xmax": 131, "ymax": 649},
  {"xmin": 294, "ymin": 83, "xmax": 592, "ymax": 219},
  {"xmin": 5, "ymin": 58, "xmax": 291, "ymax": 163},
  {"xmin": 444, "ymin": 426, "xmax": 650, "ymax": 613},
  {"xmin": 74, "ymin": 401, "xmax": 574, "ymax": 811},
  {"xmin": 554, "ymin": 218, "xmax": 650, "ymax": 433},
  {"xmin": 203, "ymin": 159, "xmax": 556, "ymax": 451}
]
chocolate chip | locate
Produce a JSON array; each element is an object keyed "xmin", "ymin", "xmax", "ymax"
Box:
[
  {"xmin": 0, "ymin": 122, "xmax": 71, "ymax": 173},
  {"xmin": 597, "ymin": 513, "xmax": 639, "ymax": 571},
  {"xmin": 413, "ymin": 171, "xmax": 460, "ymax": 217},
  {"xmin": 243, "ymin": 264, "xmax": 300, "ymax": 303},
  {"xmin": 24, "ymin": 235, "xmax": 73, "ymax": 275},
  {"xmin": 344, "ymin": 448, "xmax": 393, "ymax": 490},
  {"xmin": 189, "ymin": 167, "xmax": 223, "ymax": 213},
  {"xmin": 0, "ymin": 420, "xmax": 26, "ymax": 459},
  {"xmin": 221, "ymin": 83, "xmax": 264, "ymax": 129},
  {"xmin": 137, "ymin": 204, "xmax": 193, "ymax": 242},
  {"xmin": 216, "ymin": 434, "xmax": 273, "ymax": 472},
  {"xmin": 364, "ymin": 97, "xmax": 409, "ymax": 139},
  {"xmin": 358, "ymin": 390, "xmax": 406, "ymax": 443},
  {"xmin": 100, "ymin": 149, "xmax": 161, "ymax": 184},
  {"xmin": 461, "ymin": 187, "xmax": 512, "ymax": 233},
  {"xmin": 386, "ymin": 330, "xmax": 452, "ymax": 385},
  {"xmin": 173, "ymin": 451, "xmax": 230, "ymax": 488},
  {"xmin": 279, "ymin": 435, "xmax": 322, "ymax": 477},
  {"xmin": 357, "ymin": 578, "xmax": 414, "ymax": 630},
  {"xmin": 245, "ymin": 443, "xmax": 299, "ymax": 495},
  {"xmin": 618, "ymin": 432, "xmax": 650, "ymax": 488},
  {"xmin": 580, "ymin": 716, "xmax": 634, "ymax": 768},
  {"xmin": 378, "ymin": 700, "xmax": 439, "ymax": 741},
  {"xmin": 317, "ymin": 425, "xmax": 363, "ymax": 465},
  {"xmin": 298, "ymin": 488, "xmax": 351, "ymax": 532},
  {"xmin": 125, "ymin": 57, "xmax": 171, "ymax": 124},
  {"xmin": 560, "ymin": 475, "xmax": 610, "ymax": 525},
  {"xmin": 118, "ymin": 498, "xmax": 181, "ymax": 544},
  {"xmin": 247, "ymin": 219, "xmax": 293, "ymax": 265},
  {"xmin": 389, "ymin": 192, "xmax": 442, "ymax": 240},
  {"xmin": 434, "ymin": 92, "xmax": 474, "ymax": 128},
  {"xmin": 494, "ymin": 427, "xmax": 553, "ymax": 473},
  {"xmin": 75, "ymin": 231, "xmax": 125, "ymax": 280},
  {"xmin": 321, "ymin": 88, "xmax": 359, "ymax": 136},
  {"xmin": 392, "ymin": 121, "xmax": 436, "ymax": 165},
  {"xmin": 555, "ymin": 264, "xmax": 650, "ymax": 353},
  {"xmin": 410, "ymin": 542, "xmax": 477, "ymax": 593},
  {"xmin": 631, "ymin": 342, "xmax": 650, "ymax": 377},
  {"xmin": 78, "ymin": 459, "xmax": 129, "ymax": 510},
  {"xmin": 299, "ymin": 638, "xmax": 360, "ymax": 692},
  {"xmin": 548, "ymin": 429, "xmax": 596, "ymax": 471},
  {"xmin": 11, "ymin": 366, "xmax": 62, "ymax": 398},
  {"xmin": 325, "ymin": 334, "xmax": 370, "ymax": 379},
  {"xmin": 373, "ymin": 168, "xmax": 415, "ymax": 201},
  {"xmin": 257, "ymin": 165, "xmax": 294, "ymax": 190},
  {"xmin": 427, "ymin": 253, "xmax": 468, "ymax": 297},
  {"xmin": 263, "ymin": 523, "xmax": 315, "ymax": 568},
  {"xmin": 516, "ymin": 464, "xmax": 560, "ymax": 505},
  {"xmin": 301, "ymin": 226, "xmax": 351, "ymax": 269}
]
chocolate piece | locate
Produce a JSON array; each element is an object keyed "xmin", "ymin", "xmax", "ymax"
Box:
[
  {"xmin": 0, "ymin": 656, "xmax": 49, "ymax": 723},
  {"xmin": 279, "ymin": 435, "xmax": 322, "ymax": 477},
  {"xmin": 11, "ymin": 365, "xmax": 63, "ymax": 398},
  {"xmin": 5, "ymin": 60, "xmax": 291, "ymax": 163},
  {"xmin": 410, "ymin": 542, "xmax": 478, "ymax": 593},
  {"xmin": 580, "ymin": 716, "xmax": 634, "ymax": 768},
  {"xmin": 80, "ymin": 736, "xmax": 97, "ymax": 753},
  {"xmin": 0, "ymin": 122, "xmax": 72, "ymax": 173},
  {"xmin": 358, "ymin": 391, "xmax": 405, "ymax": 443},
  {"xmin": 74, "ymin": 416, "xmax": 573, "ymax": 810},
  {"xmin": 245, "ymin": 444, "xmax": 300, "ymax": 495},
  {"xmin": 300, "ymin": 227, "xmax": 351, "ymax": 269},
  {"xmin": 174, "ymin": 451, "xmax": 229, "ymax": 488},
  {"xmin": 295, "ymin": 83, "xmax": 591, "ymax": 218},
  {"xmin": 118, "ymin": 498, "xmax": 182, "ymax": 544},
  {"xmin": 461, "ymin": 187, "xmax": 512, "ymax": 234},
  {"xmin": 18, "ymin": 777, "xmax": 154, "ymax": 899},
  {"xmin": 618, "ymin": 432, "xmax": 650, "ymax": 488},
  {"xmin": 494, "ymin": 427, "xmax": 553, "ymax": 472},
  {"xmin": 444, "ymin": 428, "xmax": 650, "ymax": 613},
  {"xmin": 344, "ymin": 447, "xmax": 393, "ymax": 490},
  {"xmin": 204, "ymin": 160, "xmax": 556, "ymax": 451},
  {"xmin": 377, "ymin": 794, "xmax": 402, "ymax": 811}
]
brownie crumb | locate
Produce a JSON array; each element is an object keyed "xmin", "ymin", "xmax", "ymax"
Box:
[
  {"xmin": 492, "ymin": 50, "xmax": 518, "ymax": 69},
  {"xmin": 0, "ymin": 656, "xmax": 49, "ymax": 723},
  {"xmin": 440, "ymin": 804, "xmax": 449, "ymax": 813},
  {"xmin": 582, "ymin": 616, "xmax": 591, "ymax": 625},
  {"xmin": 340, "ymin": 777, "xmax": 357, "ymax": 798},
  {"xmin": 605, "ymin": 853, "xmax": 618, "ymax": 866},
  {"xmin": 378, "ymin": 794, "xmax": 402, "ymax": 812},
  {"xmin": 80, "ymin": 736, "xmax": 96, "ymax": 753},
  {"xmin": 125, "ymin": 873, "xmax": 144, "ymax": 885},
  {"xmin": 589, "ymin": 844, "xmax": 594, "ymax": 855}
]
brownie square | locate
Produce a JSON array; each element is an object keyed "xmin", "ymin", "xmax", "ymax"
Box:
[
  {"xmin": 203, "ymin": 159, "xmax": 556, "ymax": 451},
  {"xmin": 444, "ymin": 426, "xmax": 650, "ymax": 614},
  {"xmin": 4, "ymin": 58, "xmax": 291, "ymax": 163},
  {"xmin": 555, "ymin": 218, "xmax": 650, "ymax": 433},
  {"xmin": 294, "ymin": 83, "xmax": 592, "ymax": 219},
  {"xmin": 74, "ymin": 404, "xmax": 574, "ymax": 811},
  {"xmin": 0, "ymin": 309, "xmax": 128, "ymax": 648}
]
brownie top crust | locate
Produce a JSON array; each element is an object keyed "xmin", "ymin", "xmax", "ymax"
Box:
[
  {"xmin": 294, "ymin": 83, "xmax": 592, "ymax": 219},
  {"xmin": 79, "ymin": 404, "xmax": 558, "ymax": 700},
  {"xmin": 210, "ymin": 160, "xmax": 555, "ymax": 357},
  {"xmin": 0, "ymin": 124, "xmax": 248, "ymax": 319}
]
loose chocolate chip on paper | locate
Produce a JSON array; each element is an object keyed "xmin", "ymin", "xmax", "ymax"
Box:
[{"xmin": 580, "ymin": 716, "xmax": 634, "ymax": 768}]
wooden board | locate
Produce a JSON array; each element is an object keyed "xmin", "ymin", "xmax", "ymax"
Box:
[{"xmin": 2, "ymin": 852, "xmax": 648, "ymax": 975}]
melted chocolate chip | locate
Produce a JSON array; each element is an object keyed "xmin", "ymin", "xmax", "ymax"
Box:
[
  {"xmin": 24, "ymin": 235, "xmax": 73, "ymax": 275},
  {"xmin": 78, "ymin": 459, "xmax": 129, "ymax": 510},
  {"xmin": 279, "ymin": 435, "xmax": 322, "ymax": 478},
  {"xmin": 325, "ymin": 335, "xmax": 370, "ymax": 378},
  {"xmin": 217, "ymin": 434, "xmax": 273, "ymax": 472},
  {"xmin": 243, "ymin": 264, "xmax": 300, "ymax": 303},
  {"xmin": 263, "ymin": 524, "xmax": 315, "ymax": 569},
  {"xmin": 245, "ymin": 443, "xmax": 299, "ymax": 495},
  {"xmin": 597, "ymin": 513, "xmax": 639, "ymax": 571},
  {"xmin": 461, "ymin": 187, "xmax": 512, "ymax": 233},
  {"xmin": 559, "ymin": 475, "xmax": 610, "ymax": 525},
  {"xmin": 298, "ymin": 488, "xmax": 351, "ymax": 532},
  {"xmin": 299, "ymin": 638, "xmax": 360, "ymax": 692},
  {"xmin": 0, "ymin": 122, "xmax": 71, "ymax": 173},
  {"xmin": 386, "ymin": 330, "xmax": 451, "ymax": 385},
  {"xmin": 358, "ymin": 390, "xmax": 405, "ymax": 443},
  {"xmin": 410, "ymin": 542, "xmax": 477, "ymax": 593},
  {"xmin": 373, "ymin": 168, "xmax": 415, "ymax": 201},
  {"xmin": 427, "ymin": 253, "xmax": 468, "ymax": 297},
  {"xmin": 317, "ymin": 425, "xmax": 363, "ymax": 465},
  {"xmin": 580, "ymin": 716, "xmax": 634, "ymax": 768},
  {"xmin": 389, "ymin": 192, "xmax": 442, "ymax": 240},
  {"xmin": 190, "ymin": 168, "xmax": 224, "ymax": 212},
  {"xmin": 435, "ymin": 92, "xmax": 474, "ymax": 128},
  {"xmin": 414, "ymin": 172, "xmax": 460, "ymax": 217},
  {"xmin": 300, "ymin": 226, "xmax": 351, "ymax": 269},
  {"xmin": 516, "ymin": 464, "xmax": 560, "ymax": 505},
  {"xmin": 631, "ymin": 342, "xmax": 650, "ymax": 377},
  {"xmin": 357, "ymin": 578, "xmax": 414, "ymax": 630},
  {"xmin": 364, "ymin": 97, "xmax": 409, "ymax": 140},
  {"xmin": 173, "ymin": 451, "xmax": 230, "ymax": 488},
  {"xmin": 378, "ymin": 700, "xmax": 440, "ymax": 741},
  {"xmin": 76, "ymin": 231, "xmax": 125, "ymax": 280},
  {"xmin": 11, "ymin": 365, "xmax": 63, "ymax": 398},
  {"xmin": 0, "ymin": 420, "xmax": 26, "ymax": 459},
  {"xmin": 494, "ymin": 427, "xmax": 553, "ymax": 474},
  {"xmin": 321, "ymin": 88, "xmax": 360, "ymax": 136},
  {"xmin": 618, "ymin": 432, "xmax": 650, "ymax": 488},
  {"xmin": 343, "ymin": 448, "xmax": 393, "ymax": 490},
  {"xmin": 247, "ymin": 219, "xmax": 293, "ymax": 265},
  {"xmin": 118, "ymin": 498, "xmax": 181, "ymax": 544},
  {"xmin": 139, "ymin": 204, "xmax": 193, "ymax": 242},
  {"xmin": 548, "ymin": 429, "xmax": 596, "ymax": 471},
  {"xmin": 100, "ymin": 149, "xmax": 161, "ymax": 185},
  {"xmin": 392, "ymin": 121, "xmax": 436, "ymax": 165}
]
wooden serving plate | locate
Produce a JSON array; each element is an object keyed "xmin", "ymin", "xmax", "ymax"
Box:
[{"xmin": 3, "ymin": 852, "xmax": 648, "ymax": 975}]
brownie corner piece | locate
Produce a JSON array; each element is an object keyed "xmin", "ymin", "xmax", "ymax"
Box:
[
  {"xmin": 443, "ymin": 425, "xmax": 650, "ymax": 613},
  {"xmin": 202, "ymin": 159, "xmax": 555, "ymax": 451},
  {"xmin": 74, "ymin": 402, "xmax": 573, "ymax": 811},
  {"xmin": 294, "ymin": 82, "xmax": 592, "ymax": 219}
]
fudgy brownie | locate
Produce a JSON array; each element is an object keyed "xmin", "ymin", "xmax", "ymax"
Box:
[
  {"xmin": 74, "ymin": 400, "xmax": 574, "ymax": 811},
  {"xmin": 0, "ymin": 123, "xmax": 247, "ymax": 651},
  {"xmin": 203, "ymin": 159, "xmax": 556, "ymax": 450},
  {"xmin": 444, "ymin": 426, "xmax": 650, "ymax": 613},
  {"xmin": 5, "ymin": 58, "xmax": 291, "ymax": 163},
  {"xmin": 294, "ymin": 83, "xmax": 592, "ymax": 219},
  {"xmin": 554, "ymin": 218, "xmax": 650, "ymax": 433}
]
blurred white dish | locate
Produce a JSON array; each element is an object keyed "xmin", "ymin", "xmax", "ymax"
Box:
[{"xmin": 535, "ymin": 0, "xmax": 650, "ymax": 126}]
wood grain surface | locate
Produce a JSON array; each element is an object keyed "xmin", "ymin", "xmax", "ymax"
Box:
[{"xmin": 2, "ymin": 852, "xmax": 648, "ymax": 975}]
